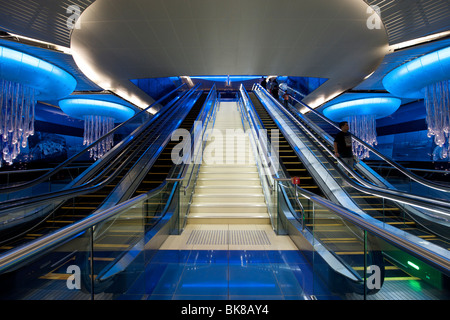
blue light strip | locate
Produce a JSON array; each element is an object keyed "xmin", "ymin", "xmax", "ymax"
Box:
[
  {"xmin": 383, "ymin": 46, "xmax": 450, "ymax": 98},
  {"xmin": 190, "ymin": 75, "xmax": 263, "ymax": 82},
  {"xmin": 59, "ymin": 98, "xmax": 135, "ymax": 122},
  {"xmin": 0, "ymin": 46, "xmax": 77, "ymax": 100},
  {"xmin": 323, "ymin": 97, "xmax": 401, "ymax": 122}
]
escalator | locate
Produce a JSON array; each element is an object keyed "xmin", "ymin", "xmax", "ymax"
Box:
[
  {"xmin": 0, "ymin": 86, "xmax": 213, "ymax": 298},
  {"xmin": 248, "ymin": 92, "xmax": 324, "ymax": 197},
  {"xmin": 133, "ymin": 93, "xmax": 208, "ymax": 195},
  {"xmin": 0, "ymin": 85, "xmax": 448, "ymax": 300},
  {"xmin": 0, "ymin": 88, "xmax": 204, "ymax": 257},
  {"xmin": 247, "ymin": 88, "xmax": 409, "ymax": 295},
  {"xmin": 305, "ymin": 110, "xmax": 450, "ymax": 200},
  {"xmin": 251, "ymin": 85, "xmax": 450, "ymax": 294},
  {"xmin": 280, "ymin": 96, "xmax": 450, "ymax": 250},
  {"xmin": 72, "ymin": 91, "xmax": 209, "ymax": 294}
]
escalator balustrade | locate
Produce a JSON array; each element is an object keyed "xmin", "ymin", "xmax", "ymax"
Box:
[
  {"xmin": 283, "ymin": 102, "xmax": 450, "ymax": 250},
  {"xmin": 0, "ymin": 92, "xmax": 203, "ymax": 255}
]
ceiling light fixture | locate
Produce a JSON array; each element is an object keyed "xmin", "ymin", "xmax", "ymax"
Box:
[
  {"xmin": 389, "ymin": 31, "xmax": 450, "ymax": 52},
  {"xmin": 383, "ymin": 46, "xmax": 450, "ymax": 160},
  {"xmin": 323, "ymin": 97, "xmax": 402, "ymax": 159},
  {"xmin": 0, "ymin": 46, "xmax": 76, "ymax": 166}
]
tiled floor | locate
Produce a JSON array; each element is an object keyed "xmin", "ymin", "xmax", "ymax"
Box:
[
  {"xmin": 119, "ymin": 224, "xmax": 337, "ymax": 300},
  {"xmin": 160, "ymin": 224, "xmax": 297, "ymax": 251}
]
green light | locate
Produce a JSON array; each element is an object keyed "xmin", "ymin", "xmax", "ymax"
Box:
[{"xmin": 408, "ymin": 261, "xmax": 420, "ymax": 270}]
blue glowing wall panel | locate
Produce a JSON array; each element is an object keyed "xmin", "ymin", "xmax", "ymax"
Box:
[
  {"xmin": 131, "ymin": 77, "xmax": 180, "ymax": 101},
  {"xmin": 286, "ymin": 76, "xmax": 328, "ymax": 98},
  {"xmin": 35, "ymin": 102, "xmax": 84, "ymax": 135},
  {"xmin": 375, "ymin": 131, "xmax": 434, "ymax": 162},
  {"xmin": 376, "ymin": 100, "xmax": 427, "ymax": 133},
  {"xmin": 372, "ymin": 100, "xmax": 444, "ymax": 162}
]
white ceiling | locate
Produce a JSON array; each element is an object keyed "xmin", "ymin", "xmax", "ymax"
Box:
[
  {"xmin": 0, "ymin": 0, "xmax": 448, "ymax": 111},
  {"xmin": 70, "ymin": 0, "xmax": 390, "ymax": 109}
]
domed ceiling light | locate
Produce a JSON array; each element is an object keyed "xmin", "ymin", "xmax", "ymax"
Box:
[
  {"xmin": 59, "ymin": 99, "xmax": 135, "ymax": 160},
  {"xmin": 323, "ymin": 97, "xmax": 401, "ymax": 159},
  {"xmin": 383, "ymin": 46, "xmax": 450, "ymax": 160},
  {"xmin": 0, "ymin": 46, "xmax": 77, "ymax": 167}
]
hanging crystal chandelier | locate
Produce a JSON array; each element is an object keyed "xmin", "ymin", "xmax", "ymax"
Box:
[
  {"xmin": 424, "ymin": 80, "xmax": 450, "ymax": 160},
  {"xmin": 383, "ymin": 46, "xmax": 450, "ymax": 161},
  {"xmin": 59, "ymin": 98, "xmax": 135, "ymax": 161},
  {"xmin": 0, "ymin": 46, "xmax": 77, "ymax": 167},
  {"xmin": 83, "ymin": 114, "xmax": 115, "ymax": 160},
  {"xmin": 348, "ymin": 114, "xmax": 377, "ymax": 160},
  {"xmin": 0, "ymin": 80, "xmax": 36, "ymax": 167},
  {"xmin": 323, "ymin": 96, "xmax": 401, "ymax": 160}
]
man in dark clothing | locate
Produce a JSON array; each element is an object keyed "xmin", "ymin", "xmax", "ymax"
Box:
[
  {"xmin": 260, "ymin": 77, "xmax": 267, "ymax": 89},
  {"xmin": 334, "ymin": 121, "xmax": 354, "ymax": 168},
  {"xmin": 271, "ymin": 78, "xmax": 279, "ymax": 99}
]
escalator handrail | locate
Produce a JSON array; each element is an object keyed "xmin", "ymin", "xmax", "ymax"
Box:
[
  {"xmin": 1, "ymin": 150, "xmax": 448, "ymax": 285},
  {"xmin": 261, "ymin": 84, "xmax": 450, "ymax": 193},
  {"xmin": 293, "ymin": 184, "xmax": 450, "ymax": 276},
  {"xmin": 239, "ymin": 85, "xmax": 449, "ymax": 282},
  {"xmin": 166, "ymin": 85, "xmax": 217, "ymax": 183},
  {"xmin": 238, "ymin": 85, "xmax": 284, "ymax": 191},
  {"xmin": 254, "ymin": 85, "xmax": 450, "ymax": 218},
  {"xmin": 239, "ymin": 90, "xmax": 450, "ymax": 275},
  {"xmin": 0, "ymin": 85, "xmax": 200, "ymax": 213},
  {"xmin": 0, "ymin": 84, "xmax": 209, "ymax": 272},
  {"xmin": 180, "ymin": 85, "xmax": 218, "ymax": 190},
  {"xmin": 0, "ymin": 84, "xmax": 186, "ymax": 194},
  {"xmin": 0, "ymin": 180, "xmax": 168, "ymax": 273},
  {"xmin": 1, "ymin": 150, "xmax": 448, "ymax": 282}
]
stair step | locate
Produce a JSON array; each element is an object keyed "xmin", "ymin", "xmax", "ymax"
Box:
[
  {"xmin": 195, "ymin": 185, "xmax": 263, "ymax": 194},
  {"xmin": 190, "ymin": 203, "xmax": 268, "ymax": 213},
  {"xmin": 187, "ymin": 101, "xmax": 270, "ymax": 223},
  {"xmin": 196, "ymin": 178, "xmax": 261, "ymax": 186},
  {"xmin": 188, "ymin": 215, "xmax": 270, "ymax": 225},
  {"xmin": 198, "ymin": 172, "xmax": 259, "ymax": 179},
  {"xmin": 193, "ymin": 194, "xmax": 265, "ymax": 203}
]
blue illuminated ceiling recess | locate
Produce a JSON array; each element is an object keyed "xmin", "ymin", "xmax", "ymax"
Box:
[
  {"xmin": 383, "ymin": 46, "xmax": 450, "ymax": 99},
  {"xmin": 0, "ymin": 45, "xmax": 76, "ymax": 100},
  {"xmin": 59, "ymin": 98, "xmax": 135, "ymax": 122},
  {"xmin": 323, "ymin": 97, "xmax": 402, "ymax": 122},
  {"xmin": 130, "ymin": 75, "xmax": 328, "ymax": 100}
]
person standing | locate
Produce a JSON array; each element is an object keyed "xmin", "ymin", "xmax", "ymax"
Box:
[
  {"xmin": 260, "ymin": 77, "xmax": 267, "ymax": 89},
  {"xmin": 271, "ymin": 78, "xmax": 279, "ymax": 100},
  {"xmin": 334, "ymin": 121, "xmax": 354, "ymax": 168}
]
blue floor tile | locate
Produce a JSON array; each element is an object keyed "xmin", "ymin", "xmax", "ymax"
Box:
[
  {"xmin": 228, "ymin": 264, "xmax": 282, "ymax": 296},
  {"xmin": 122, "ymin": 249, "xmax": 334, "ymax": 300},
  {"xmin": 176, "ymin": 264, "xmax": 229, "ymax": 296},
  {"xmin": 150, "ymin": 250, "xmax": 190, "ymax": 264},
  {"xmin": 229, "ymin": 250, "xmax": 270, "ymax": 265},
  {"xmin": 266, "ymin": 250, "xmax": 309, "ymax": 264},
  {"xmin": 151, "ymin": 263, "xmax": 185, "ymax": 295},
  {"xmin": 186, "ymin": 250, "xmax": 229, "ymax": 264}
]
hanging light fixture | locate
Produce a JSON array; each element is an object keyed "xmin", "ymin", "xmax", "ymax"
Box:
[
  {"xmin": 59, "ymin": 98, "xmax": 135, "ymax": 160},
  {"xmin": 323, "ymin": 96, "xmax": 401, "ymax": 159},
  {"xmin": 0, "ymin": 80, "xmax": 35, "ymax": 165},
  {"xmin": 383, "ymin": 46, "xmax": 450, "ymax": 160},
  {"xmin": 0, "ymin": 46, "xmax": 77, "ymax": 167}
]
